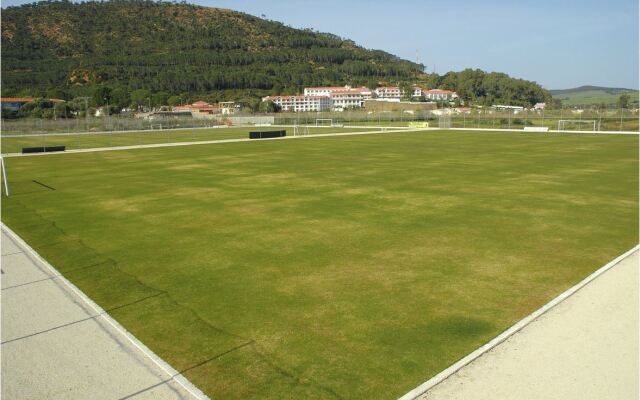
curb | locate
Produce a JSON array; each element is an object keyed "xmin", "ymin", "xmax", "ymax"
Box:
[
  {"xmin": 399, "ymin": 244, "xmax": 640, "ymax": 400},
  {"xmin": 1, "ymin": 223, "xmax": 211, "ymax": 400}
]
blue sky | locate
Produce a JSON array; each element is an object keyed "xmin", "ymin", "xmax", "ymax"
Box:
[{"xmin": 3, "ymin": 0, "xmax": 638, "ymax": 89}]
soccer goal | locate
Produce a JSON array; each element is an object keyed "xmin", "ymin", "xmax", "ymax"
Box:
[
  {"xmin": 315, "ymin": 118, "xmax": 334, "ymax": 127},
  {"xmin": 438, "ymin": 115, "xmax": 451, "ymax": 129},
  {"xmin": 557, "ymin": 120, "xmax": 598, "ymax": 132},
  {"xmin": 293, "ymin": 124, "xmax": 310, "ymax": 136}
]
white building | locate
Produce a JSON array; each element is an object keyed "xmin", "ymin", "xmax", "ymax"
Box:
[
  {"xmin": 423, "ymin": 89, "xmax": 458, "ymax": 101},
  {"xmin": 262, "ymin": 95, "xmax": 332, "ymax": 112},
  {"xmin": 534, "ymin": 102, "xmax": 546, "ymax": 110},
  {"xmin": 330, "ymin": 87, "xmax": 373, "ymax": 110},
  {"xmin": 304, "ymin": 85, "xmax": 353, "ymax": 97},
  {"xmin": 375, "ymin": 86, "xmax": 403, "ymax": 100},
  {"xmin": 412, "ymin": 86, "xmax": 427, "ymax": 98}
]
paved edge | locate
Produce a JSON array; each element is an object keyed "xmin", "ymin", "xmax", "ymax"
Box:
[
  {"xmin": 1, "ymin": 223, "xmax": 211, "ymax": 400},
  {"xmin": 398, "ymin": 244, "xmax": 640, "ymax": 400}
]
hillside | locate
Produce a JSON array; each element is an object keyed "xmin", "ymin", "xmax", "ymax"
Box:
[
  {"xmin": 1, "ymin": 0, "xmax": 550, "ymax": 108},
  {"xmin": 551, "ymin": 86, "xmax": 639, "ymax": 106},
  {"xmin": 1, "ymin": 0, "xmax": 422, "ymax": 98}
]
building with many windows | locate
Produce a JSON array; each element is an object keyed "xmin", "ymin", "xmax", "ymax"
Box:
[
  {"xmin": 261, "ymin": 84, "xmax": 459, "ymax": 112},
  {"xmin": 374, "ymin": 86, "xmax": 403, "ymax": 100},
  {"xmin": 262, "ymin": 95, "xmax": 332, "ymax": 112},
  {"xmin": 329, "ymin": 87, "xmax": 373, "ymax": 110},
  {"xmin": 423, "ymin": 89, "xmax": 458, "ymax": 101},
  {"xmin": 303, "ymin": 86, "xmax": 353, "ymax": 97}
]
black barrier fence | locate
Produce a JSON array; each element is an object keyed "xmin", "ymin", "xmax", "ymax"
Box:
[
  {"xmin": 22, "ymin": 146, "xmax": 66, "ymax": 154},
  {"xmin": 249, "ymin": 130, "xmax": 286, "ymax": 139}
]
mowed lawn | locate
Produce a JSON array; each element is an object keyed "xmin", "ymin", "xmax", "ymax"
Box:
[
  {"xmin": 1, "ymin": 131, "xmax": 638, "ymax": 399},
  {"xmin": 0, "ymin": 126, "xmax": 374, "ymax": 154}
]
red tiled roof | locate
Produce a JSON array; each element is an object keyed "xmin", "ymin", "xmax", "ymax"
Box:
[
  {"xmin": 0, "ymin": 97, "xmax": 34, "ymax": 102},
  {"xmin": 174, "ymin": 101, "xmax": 217, "ymax": 110},
  {"xmin": 305, "ymin": 86, "xmax": 350, "ymax": 90},
  {"xmin": 425, "ymin": 89, "xmax": 454, "ymax": 94},
  {"xmin": 264, "ymin": 95, "xmax": 329, "ymax": 100}
]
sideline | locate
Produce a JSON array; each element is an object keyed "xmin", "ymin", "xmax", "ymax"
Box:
[
  {"xmin": 399, "ymin": 244, "xmax": 640, "ymax": 400},
  {"xmin": 1, "ymin": 127, "xmax": 430, "ymax": 158}
]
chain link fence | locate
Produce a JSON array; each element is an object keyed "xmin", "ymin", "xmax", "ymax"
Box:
[{"xmin": 1, "ymin": 107, "xmax": 636, "ymax": 154}]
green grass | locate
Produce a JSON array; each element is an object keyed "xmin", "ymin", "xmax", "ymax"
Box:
[
  {"xmin": 0, "ymin": 126, "xmax": 374, "ymax": 154},
  {"xmin": 1, "ymin": 130, "xmax": 637, "ymax": 399}
]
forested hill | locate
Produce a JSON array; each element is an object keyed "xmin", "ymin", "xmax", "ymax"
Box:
[
  {"xmin": 1, "ymin": 0, "xmax": 550, "ymax": 108},
  {"xmin": 1, "ymin": 0, "xmax": 423, "ymax": 99}
]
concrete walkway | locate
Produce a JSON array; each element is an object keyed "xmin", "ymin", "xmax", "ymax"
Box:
[
  {"xmin": 417, "ymin": 249, "xmax": 639, "ymax": 400},
  {"xmin": 1, "ymin": 227, "xmax": 207, "ymax": 400}
]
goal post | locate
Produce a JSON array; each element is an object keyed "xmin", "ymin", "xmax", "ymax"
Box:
[
  {"xmin": 438, "ymin": 115, "xmax": 451, "ymax": 129},
  {"xmin": 315, "ymin": 118, "xmax": 334, "ymax": 127},
  {"xmin": 293, "ymin": 124, "xmax": 309, "ymax": 136},
  {"xmin": 557, "ymin": 120, "xmax": 598, "ymax": 132}
]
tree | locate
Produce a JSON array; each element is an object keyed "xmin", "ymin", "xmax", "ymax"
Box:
[
  {"xmin": 54, "ymin": 102, "xmax": 73, "ymax": 118},
  {"xmin": 130, "ymin": 89, "xmax": 151, "ymax": 108},
  {"xmin": 110, "ymin": 87, "xmax": 130, "ymax": 109},
  {"xmin": 167, "ymin": 95, "xmax": 182, "ymax": 106},
  {"xmin": 259, "ymin": 100, "xmax": 279, "ymax": 113},
  {"xmin": 151, "ymin": 91, "xmax": 170, "ymax": 107},
  {"xmin": 91, "ymin": 86, "xmax": 112, "ymax": 106},
  {"xmin": 46, "ymin": 88, "xmax": 70, "ymax": 101},
  {"xmin": 617, "ymin": 93, "xmax": 630, "ymax": 109},
  {"xmin": 400, "ymin": 83, "xmax": 413, "ymax": 101}
]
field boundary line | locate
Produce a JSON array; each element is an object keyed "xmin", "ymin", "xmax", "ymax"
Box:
[
  {"xmin": 399, "ymin": 244, "xmax": 640, "ymax": 400},
  {"xmin": 1, "ymin": 127, "xmax": 430, "ymax": 158},
  {"xmin": 448, "ymin": 127, "xmax": 639, "ymax": 135},
  {"xmin": 1, "ymin": 223, "xmax": 210, "ymax": 400}
]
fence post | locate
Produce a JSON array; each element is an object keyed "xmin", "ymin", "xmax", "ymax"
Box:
[{"xmin": 620, "ymin": 108, "xmax": 623, "ymax": 131}]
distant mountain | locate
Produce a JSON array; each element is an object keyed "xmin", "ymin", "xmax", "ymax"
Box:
[
  {"xmin": 550, "ymin": 86, "xmax": 637, "ymax": 95},
  {"xmin": 1, "ymin": 0, "xmax": 422, "ymax": 98},
  {"xmin": 550, "ymin": 86, "xmax": 639, "ymax": 106}
]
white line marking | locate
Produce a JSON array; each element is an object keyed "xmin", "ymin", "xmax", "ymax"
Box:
[
  {"xmin": 399, "ymin": 244, "xmax": 640, "ymax": 400},
  {"xmin": 1, "ymin": 224, "xmax": 210, "ymax": 400},
  {"xmin": 1, "ymin": 127, "xmax": 430, "ymax": 158}
]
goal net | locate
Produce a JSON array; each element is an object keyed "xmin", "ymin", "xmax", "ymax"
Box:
[
  {"xmin": 293, "ymin": 124, "xmax": 310, "ymax": 136},
  {"xmin": 557, "ymin": 120, "xmax": 598, "ymax": 131},
  {"xmin": 315, "ymin": 118, "xmax": 334, "ymax": 127},
  {"xmin": 438, "ymin": 115, "xmax": 451, "ymax": 129}
]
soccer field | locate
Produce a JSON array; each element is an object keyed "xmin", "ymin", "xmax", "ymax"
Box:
[{"xmin": 1, "ymin": 130, "xmax": 638, "ymax": 399}]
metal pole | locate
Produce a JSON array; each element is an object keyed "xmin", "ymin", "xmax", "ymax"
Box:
[{"xmin": 620, "ymin": 108, "xmax": 623, "ymax": 131}]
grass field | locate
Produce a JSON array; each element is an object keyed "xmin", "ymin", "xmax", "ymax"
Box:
[
  {"xmin": 1, "ymin": 130, "xmax": 638, "ymax": 399},
  {"xmin": 0, "ymin": 126, "xmax": 376, "ymax": 154}
]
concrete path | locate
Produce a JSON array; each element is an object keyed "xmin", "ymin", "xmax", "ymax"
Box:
[
  {"xmin": 417, "ymin": 249, "xmax": 639, "ymax": 400},
  {"xmin": 1, "ymin": 227, "xmax": 207, "ymax": 400}
]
